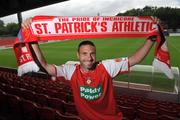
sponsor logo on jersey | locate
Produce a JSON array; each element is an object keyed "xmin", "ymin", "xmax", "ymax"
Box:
[{"xmin": 80, "ymin": 85, "xmax": 102, "ymax": 100}]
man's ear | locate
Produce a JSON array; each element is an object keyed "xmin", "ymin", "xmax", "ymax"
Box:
[{"xmin": 76, "ymin": 52, "xmax": 79, "ymax": 59}]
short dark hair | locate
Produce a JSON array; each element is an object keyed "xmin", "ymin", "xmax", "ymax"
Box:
[{"xmin": 77, "ymin": 40, "xmax": 95, "ymax": 52}]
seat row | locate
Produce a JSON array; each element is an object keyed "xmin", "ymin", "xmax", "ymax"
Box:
[
  {"xmin": 0, "ymin": 84, "xmax": 78, "ymax": 116},
  {"xmin": 0, "ymin": 71, "xmax": 72, "ymax": 94},
  {"xmin": 0, "ymin": 89, "xmax": 81, "ymax": 120},
  {"xmin": 116, "ymin": 95, "xmax": 180, "ymax": 120}
]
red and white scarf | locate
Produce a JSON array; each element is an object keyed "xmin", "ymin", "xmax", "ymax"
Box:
[{"xmin": 13, "ymin": 16, "xmax": 174, "ymax": 79}]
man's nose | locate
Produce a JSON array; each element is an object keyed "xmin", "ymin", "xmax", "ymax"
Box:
[{"xmin": 87, "ymin": 54, "xmax": 93, "ymax": 60}]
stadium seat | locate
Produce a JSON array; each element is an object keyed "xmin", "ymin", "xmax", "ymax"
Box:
[
  {"xmin": 139, "ymin": 103, "xmax": 157, "ymax": 112},
  {"xmin": 6, "ymin": 93, "xmax": 23, "ymax": 120},
  {"xmin": 64, "ymin": 101, "xmax": 78, "ymax": 116},
  {"xmin": 158, "ymin": 107, "xmax": 178, "ymax": 118},
  {"xmin": 47, "ymin": 97, "xmax": 65, "ymax": 114},
  {"xmin": 35, "ymin": 87, "xmax": 46, "ymax": 94},
  {"xmin": 142, "ymin": 98, "xmax": 157, "ymax": 106},
  {"xmin": 21, "ymin": 89, "xmax": 36, "ymax": 102},
  {"xmin": 137, "ymin": 108, "xmax": 158, "ymax": 120},
  {"xmin": 5, "ymin": 85, "xmax": 14, "ymax": 95},
  {"xmin": 21, "ymin": 99, "xmax": 39, "ymax": 120},
  {"xmin": 158, "ymin": 115, "xmax": 177, "ymax": 120},
  {"xmin": 35, "ymin": 93, "xmax": 49, "ymax": 107},
  {"xmin": 67, "ymin": 94, "xmax": 74, "ymax": 103},
  {"xmin": 37, "ymin": 106, "xmax": 57, "ymax": 120},
  {"xmin": 0, "ymin": 83, "xmax": 6, "ymax": 92},
  {"xmin": 55, "ymin": 111, "xmax": 82, "ymax": 120},
  {"xmin": 0, "ymin": 90, "xmax": 8, "ymax": 117},
  {"xmin": 118, "ymin": 105, "xmax": 136, "ymax": 120},
  {"xmin": 20, "ymin": 83, "xmax": 30, "ymax": 90},
  {"xmin": 44, "ymin": 89, "xmax": 57, "ymax": 98},
  {"xmin": 10, "ymin": 87, "xmax": 23, "ymax": 97},
  {"xmin": 25, "ymin": 85, "xmax": 36, "ymax": 91},
  {"xmin": 13, "ymin": 80, "xmax": 21, "ymax": 88},
  {"xmin": 55, "ymin": 91, "xmax": 68, "ymax": 102}
]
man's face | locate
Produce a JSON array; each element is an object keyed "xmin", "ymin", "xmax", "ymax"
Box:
[{"xmin": 77, "ymin": 44, "xmax": 96, "ymax": 71}]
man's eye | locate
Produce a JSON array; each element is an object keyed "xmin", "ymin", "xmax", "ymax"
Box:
[{"xmin": 91, "ymin": 53, "xmax": 96, "ymax": 55}]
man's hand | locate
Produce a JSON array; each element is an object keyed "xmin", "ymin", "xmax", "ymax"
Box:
[{"xmin": 21, "ymin": 17, "xmax": 32, "ymax": 29}]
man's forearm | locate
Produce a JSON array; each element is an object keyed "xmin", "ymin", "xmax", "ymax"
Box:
[
  {"xmin": 129, "ymin": 39, "xmax": 155, "ymax": 67},
  {"xmin": 31, "ymin": 43, "xmax": 56, "ymax": 76}
]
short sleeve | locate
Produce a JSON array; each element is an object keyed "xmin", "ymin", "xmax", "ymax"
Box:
[
  {"xmin": 102, "ymin": 57, "xmax": 130, "ymax": 78},
  {"xmin": 55, "ymin": 64, "xmax": 76, "ymax": 80}
]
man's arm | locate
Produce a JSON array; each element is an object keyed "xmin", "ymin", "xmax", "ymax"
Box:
[
  {"xmin": 129, "ymin": 38, "xmax": 155, "ymax": 67},
  {"xmin": 22, "ymin": 18, "xmax": 56, "ymax": 76},
  {"xmin": 31, "ymin": 42, "xmax": 56, "ymax": 76}
]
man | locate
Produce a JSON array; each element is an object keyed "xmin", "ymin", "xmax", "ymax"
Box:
[{"xmin": 22, "ymin": 18, "xmax": 155, "ymax": 120}]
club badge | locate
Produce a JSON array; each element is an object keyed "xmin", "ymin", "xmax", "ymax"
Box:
[{"xmin": 86, "ymin": 77, "xmax": 92, "ymax": 85}]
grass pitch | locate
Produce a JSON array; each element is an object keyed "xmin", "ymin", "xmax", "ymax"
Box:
[{"xmin": 0, "ymin": 36, "xmax": 179, "ymax": 92}]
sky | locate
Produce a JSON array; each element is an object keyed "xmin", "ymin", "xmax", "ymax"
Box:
[{"xmin": 0, "ymin": 0, "xmax": 180, "ymax": 24}]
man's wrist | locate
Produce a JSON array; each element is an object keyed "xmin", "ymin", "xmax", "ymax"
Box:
[{"xmin": 148, "ymin": 35, "xmax": 157, "ymax": 42}]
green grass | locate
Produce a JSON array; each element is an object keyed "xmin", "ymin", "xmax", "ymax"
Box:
[{"xmin": 0, "ymin": 36, "xmax": 180, "ymax": 92}]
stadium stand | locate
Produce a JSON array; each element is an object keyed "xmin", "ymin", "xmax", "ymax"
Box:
[
  {"xmin": 0, "ymin": 37, "xmax": 15, "ymax": 49},
  {"xmin": 0, "ymin": 67, "xmax": 180, "ymax": 120}
]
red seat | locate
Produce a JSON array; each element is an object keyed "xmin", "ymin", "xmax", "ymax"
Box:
[
  {"xmin": 21, "ymin": 89, "xmax": 36, "ymax": 102},
  {"xmin": 10, "ymin": 87, "xmax": 23, "ymax": 97},
  {"xmin": 158, "ymin": 107, "xmax": 178, "ymax": 118},
  {"xmin": 37, "ymin": 106, "xmax": 57, "ymax": 120},
  {"xmin": 0, "ymin": 90, "xmax": 8, "ymax": 116},
  {"xmin": 47, "ymin": 97, "xmax": 65, "ymax": 114},
  {"xmin": 55, "ymin": 91, "xmax": 68, "ymax": 102},
  {"xmin": 25, "ymin": 85, "xmax": 36, "ymax": 91},
  {"xmin": 35, "ymin": 93, "xmax": 49, "ymax": 107},
  {"xmin": 3, "ymin": 84, "xmax": 13, "ymax": 94},
  {"xmin": 159, "ymin": 115, "xmax": 177, "ymax": 120},
  {"xmin": 55, "ymin": 111, "xmax": 82, "ymax": 120},
  {"xmin": 67, "ymin": 94, "xmax": 74, "ymax": 103},
  {"xmin": 118, "ymin": 105, "xmax": 135, "ymax": 120},
  {"xmin": 64, "ymin": 101, "xmax": 78, "ymax": 116},
  {"xmin": 6, "ymin": 93, "xmax": 23, "ymax": 120},
  {"xmin": 21, "ymin": 99, "xmax": 39, "ymax": 120},
  {"xmin": 137, "ymin": 109, "xmax": 158, "ymax": 120},
  {"xmin": 35, "ymin": 87, "xmax": 46, "ymax": 94},
  {"xmin": 139, "ymin": 103, "xmax": 157, "ymax": 112},
  {"xmin": 0, "ymin": 83, "xmax": 7, "ymax": 92},
  {"xmin": 44, "ymin": 89, "xmax": 57, "ymax": 98}
]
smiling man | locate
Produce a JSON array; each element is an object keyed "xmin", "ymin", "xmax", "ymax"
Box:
[{"xmin": 19, "ymin": 18, "xmax": 156, "ymax": 120}]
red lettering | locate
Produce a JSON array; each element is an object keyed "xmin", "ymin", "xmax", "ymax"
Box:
[
  {"xmin": 34, "ymin": 24, "xmax": 43, "ymax": 34},
  {"xmin": 141, "ymin": 22, "xmax": 146, "ymax": 32},
  {"xmin": 41, "ymin": 23, "xmax": 48, "ymax": 34},
  {"xmin": 112, "ymin": 22, "xmax": 119, "ymax": 32},
  {"xmin": 118, "ymin": 22, "xmax": 123, "ymax": 31},
  {"xmin": 74, "ymin": 22, "xmax": 81, "ymax": 32},
  {"xmin": 135, "ymin": 22, "xmax": 139, "ymax": 32},
  {"xmin": 34, "ymin": 23, "xmax": 48, "ymax": 34},
  {"xmin": 67, "ymin": 22, "xmax": 73, "ymax": 33},
  {"xmin": 91, "ymin": 22, "xmax": 97, "ymax": 32},
  {"xmin": 54, "ymin": 23, "xmax": 61, "ymax": 33},
  {"xmin": 101, "ymin": 22, "xmax": 107, "ymax": 32},
  {"xmin": 84, "ymin": 22, "xmax": 91, "ymax": 32},
  {"xmin": 124, "ymin": 22, "xmax": 131, "ymax": 31},
  {"xmin": 62, "ymin": 23, "xmax": 69, "ymax": 33}
]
